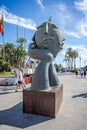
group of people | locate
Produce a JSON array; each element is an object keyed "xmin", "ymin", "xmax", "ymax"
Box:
[
  {"xmin": 75, "ymin": 69, "xmax": 87, "ymax": 78},
  {"xmin": 14, "ymin": 68, "xmax": 27, "ymax": 92}
]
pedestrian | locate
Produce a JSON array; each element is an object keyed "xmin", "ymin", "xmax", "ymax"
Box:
[
  {"xmin": 14, "ymin": 69, "xmax": 17, "ymax": 85},
  {"xmin": 15, "ymin": 68, "xmax": 24, "ymax": 92},
  {"xmin": 83, "ymin": 69, "xmax": 86, "ymax": 78},
  {"xmin": 80, "ymin": 69, "xmax": 84, "ymax": 78},
  {"xmin": 75, "ymin": 69, "xmax": 78, "ymax": 77},
  {"xmin": 21, "ymin": 68, "xmax": 26, "ymax": 88}
]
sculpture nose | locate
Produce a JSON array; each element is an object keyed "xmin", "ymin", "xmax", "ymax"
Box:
[{"xmin": 44, "ymin": 22, "xmax": 48, "ymax": 34}]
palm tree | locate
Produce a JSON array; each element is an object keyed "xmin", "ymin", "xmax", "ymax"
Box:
[
  {"xmin": 63, "ymin": 54, "xmax": 70, "ymax": 70},
  {"xmin": 0, "ymin": 42, "xmax": 27, "ymax": 68},
  {"xmin": 17, "ymin": 37, "xmax": 27, "ymax": 44},
  {"xmin": 17, "ymin": 37, "xmax": 27, "ymax": 49},
  {"xmin": 16, "ymin": 37, "xmax": 27, "ymax": 67},
  {"xmin": 65, "ymin": 47, "xmax": 78, "ymax": 70},
  {"xmin": 73, "ymin": 50, "xmax": 78, "ymax": 69},
  {"xmin": 66, "ymin": 48, "xmax": 73, "ymax": 69},
  {"xmin": 5, "ymin": 43, "xmax": 15, "ymax": 65},
  {"xmin": 16, "ymin": 45, "xmax": 26, "ymax": 68}
]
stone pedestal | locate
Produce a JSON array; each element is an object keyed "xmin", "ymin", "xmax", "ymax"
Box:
[{"xmin": 23, "ymin": 84, "xmax": 63, "ymax": 118}]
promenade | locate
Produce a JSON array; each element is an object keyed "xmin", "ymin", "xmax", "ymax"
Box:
[{"xmin": 0, "ymin": 72, "xmax": 87, "ymax": 130}]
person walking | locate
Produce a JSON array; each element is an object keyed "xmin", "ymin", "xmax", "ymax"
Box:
[
  {"xmin": 80, "ymin": 69, "xmax": 84, "ymax": 78},
  {"xmin": 14, "ymin": 69, "xmax": 17, "ymax": 85},
  {"xmin": 21, "ymin": 69, "xmax": 26, "ymax": 88},
  {"xmin": 83, "ymin": 69, "xmax": 86, "ymax": 78},
  {"xmin": 75, "ymin": 69, "xmax": 78, "ymax": 77},
  {"xmin": 15, "ymin": 68, "xmax": 24, "ymax": 92}
]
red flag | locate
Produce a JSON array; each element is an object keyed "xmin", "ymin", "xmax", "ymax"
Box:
[{"xmin": 0, "ymin": 14, "xmax": 4, "ymax": 36}]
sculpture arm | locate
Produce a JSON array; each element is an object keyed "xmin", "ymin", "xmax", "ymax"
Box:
[{"xmin": 28, "ymin": 48, "xmax": 54, "ymax": 62}]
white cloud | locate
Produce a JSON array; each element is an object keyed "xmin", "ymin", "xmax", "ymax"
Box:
[
  {"xmin": 49, "ymin": 2, "xmax": 87, "ymax": 38},
  {"xmin": 74, "ymin": 0, "xmax": 87, "ymax": 37},
  {"xmin": 64, "ymin": 30, "xmax": 80, "ymax": 38},
  {"xmin": 36, "ymin": 0, "xmax": 45, "ymax": 10},
  {"xmin": 44, "ymin": 3, "xmax": 81, "ymax": 39},
  {"xmin": 76, "ymin": 19, "xmax": 87, "ymax": 36},
  {"xmin": 74, "ymin": 0, "xmax": 87, "ymax": 12},
  {"xmin": 52, "ymin": 3, "xmax": 72, "ymax": 27},
  {"xmin": 57, "ymin": 4, "xmax": 72, "ymax": 26},
  {"xmin": 0, "ymin": 7, "xmax": 37, "ymax": 30}
]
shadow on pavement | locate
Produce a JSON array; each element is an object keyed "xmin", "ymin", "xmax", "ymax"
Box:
[
  {"xmin": 0, "ymin": 86, "xmax": 15, "ymax": 95},
  {"xmin": 72, "ymin": 93, "xmax": 87, "ymax": 98},
  {"xmin": 0, "ymin": 91, "xmax": 15, "ymax": 95},
  {"xmin": 0, "ymin": 102, "xmax": 53, "ymax": 128}
]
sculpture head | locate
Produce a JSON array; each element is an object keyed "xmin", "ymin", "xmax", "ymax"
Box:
[{"xmin": 31, "ymin": 19, "xmax": 65, "ymax": 57}]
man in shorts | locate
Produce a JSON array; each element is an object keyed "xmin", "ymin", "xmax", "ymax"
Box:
[{"xmin": 15, "ymin": 68, "xmax": 24, "ymax": 92}]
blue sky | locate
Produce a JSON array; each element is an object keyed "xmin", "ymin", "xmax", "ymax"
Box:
[{"xmin": 0, "ymin": 0, "xmax": 87, "ymax": 68}]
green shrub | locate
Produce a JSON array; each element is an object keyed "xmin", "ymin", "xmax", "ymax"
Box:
[{"xmin": 0, "ymin": 61, "xmax": 11, "ymax": 72}]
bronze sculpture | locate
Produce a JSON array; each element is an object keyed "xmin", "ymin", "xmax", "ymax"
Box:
[{"xmin": 28, "ymin": 19, "xmax": 65, "ymax": 90}]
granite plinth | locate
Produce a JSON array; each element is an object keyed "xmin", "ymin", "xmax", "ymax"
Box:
[{"xmin": 23, "ymin": 84, "xmax": 63, "ymax": 117}]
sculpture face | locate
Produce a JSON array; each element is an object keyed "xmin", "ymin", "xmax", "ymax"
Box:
[{"xmin": 34, "ymin": 21, "xmax": 64, "ymax": 57}]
